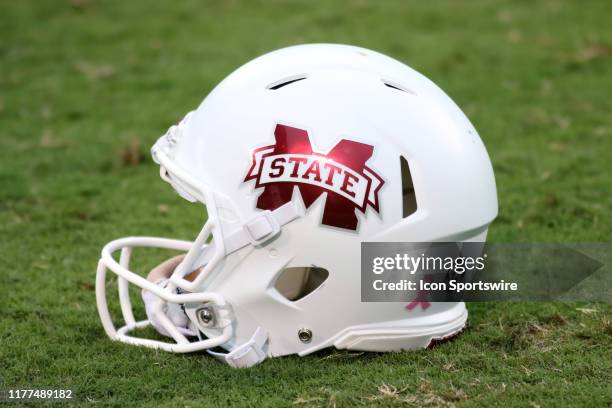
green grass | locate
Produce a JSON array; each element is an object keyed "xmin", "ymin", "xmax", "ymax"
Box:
[{"xmin": 1, "ymin": 0, "xmax": 611, "ymax": 406}]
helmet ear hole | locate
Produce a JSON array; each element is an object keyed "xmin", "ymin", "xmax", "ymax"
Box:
[
  {"xmin": 274, "ymin": 267, "xmax": 329, "ymax": 301},
  {"xmin": 400, "ymin": 156, "xmax": 417, "ymax": 218}
]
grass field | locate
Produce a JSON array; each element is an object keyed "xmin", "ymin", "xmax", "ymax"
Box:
[{"xmin": 1, "ymin": 1, "xmax": 611, "ymax": 406}]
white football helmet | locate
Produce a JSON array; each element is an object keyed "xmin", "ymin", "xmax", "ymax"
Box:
[{"xmin": 96, "ymin": 44, "xmax": 497, "ymax": 368}]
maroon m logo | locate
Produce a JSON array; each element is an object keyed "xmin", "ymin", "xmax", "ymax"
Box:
[{"xmin": 244, "ymin": 124, "xmax": 384, "ymax": 230}]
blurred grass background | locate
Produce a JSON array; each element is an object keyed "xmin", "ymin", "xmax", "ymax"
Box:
[{"xmin": 0, "ymin": 1, "xmax": 610, "ymax": 406}]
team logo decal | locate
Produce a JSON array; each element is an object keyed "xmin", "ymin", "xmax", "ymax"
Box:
[{"xmin": 244, "ymin": 124, "xmax": 384, "ymax": 230}]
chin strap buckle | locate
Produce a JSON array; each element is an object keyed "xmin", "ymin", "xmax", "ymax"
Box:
[
  {"xmin": 223, "ymin": 202, "xmax": 302, "ymax": 254},
  {"xmin": 243, "ymin": 210, "xmax": 281, "ymax": 246},
  {"xmin": 208, "ymin": 327, "xmax": 269, "ymax": 368}
]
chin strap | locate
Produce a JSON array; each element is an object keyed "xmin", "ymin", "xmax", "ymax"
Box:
[
  {"xmin": 190, "ymin": 202, "xmax": 301, "ymax": 270},
  {"xmin": 207, "ymin": 327, "xmax": 269, "ymax": 368},
  {"xmin": 224, "ymin": 202, "xmax": 301, "ymax": 253}
]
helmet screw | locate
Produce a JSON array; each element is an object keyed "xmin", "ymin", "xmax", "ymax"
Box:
[
  {"xmin": 298, "ymin": 328, "xmax": 312, "ymax": 343},
  {"xmin": 197, "ymin": 308, "xmax": 214, "ymax": 326}
]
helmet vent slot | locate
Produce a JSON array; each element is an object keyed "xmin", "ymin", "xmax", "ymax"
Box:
[
  {"xmin": 400, "ymin": 156, "xmax": 417, "ymax": 218},
  {"xmin": 267, "ymin": 75, "xmax": 308, "ymax": 90},
  {"xmin": 274, "ymin": 266, "xmax": 329, "ymax": 301},
  {"xmin": 382, "ymin": 80, "xmax": 416, "ymax": 95}
]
